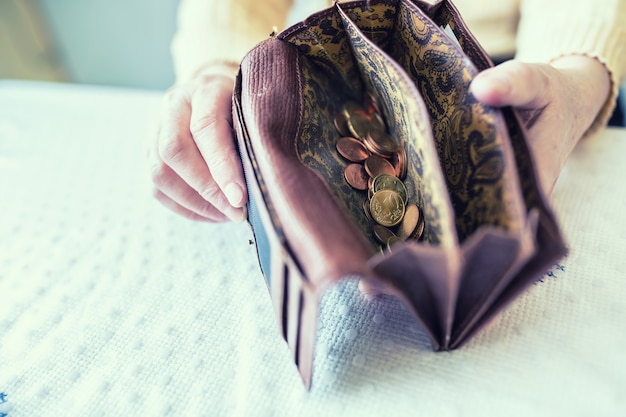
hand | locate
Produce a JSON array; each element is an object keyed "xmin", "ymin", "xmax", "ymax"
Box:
[
  {"xmin": 359, "ymin": 55, "xmax": 611, "ymax": 297},
  {"xmin": 147, "ymin": 62, "xmax": 248, "ymax": 222},
  {"xmin": 470, "ymin": 56, "xmax": 611, "ymax": 196}
]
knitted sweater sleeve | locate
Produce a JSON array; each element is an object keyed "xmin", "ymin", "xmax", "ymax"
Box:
[
  {"xmin": 170, "ymin": 0, "xmax": 294, "ymax": 83},
  {"xmin": 515, "ymin": 0, "xmax": 626, "ymax": 135},
  {"xmin": 170, "ymin": 0, "xmax": 625, "ymax": 133}
]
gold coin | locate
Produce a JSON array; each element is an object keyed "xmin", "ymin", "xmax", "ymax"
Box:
[
  {"xmin": 364, "ymin": 155, "xmax": 396, "ymax": 178},
  {"xmin": 372, "ymin": 174, "xmax": 408, "ymax": 203},
  {"xmin": 336, "ymin": 137, "xmax": 369, "ymax": 163},
  {"xmin": 344, "ymin": 163, "xmax": 369, "ymax": 191},
  {"xmin": 342, "ymin": 100, "xmax": 365, "ymax": 118},
  {"xmin": 333, "ymin": 113, "xmax": 352, "ymax": 137},
  {"xmin": 346, "ymin": 111, "xmax": 373, "ymax": 140},
  {"xmin": 373, "ymin": 224, "xmax": 396, "ymax": 245},
  {"xmin": 397, "ymin": 204, "xmax": 420, "ymax": 240},
  {"xmin": 369, "ymin": 189, "xmax": 405, "ymax": 227}
]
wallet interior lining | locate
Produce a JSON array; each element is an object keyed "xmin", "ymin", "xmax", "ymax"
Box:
[{"xmin": 282, "ymin": 0, "xmax": 528, "ymax": 247}]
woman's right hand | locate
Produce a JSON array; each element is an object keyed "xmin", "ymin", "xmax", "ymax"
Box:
[{"xmin": 147, "ymin": 62, "xmax": 248, "ymax": 223}]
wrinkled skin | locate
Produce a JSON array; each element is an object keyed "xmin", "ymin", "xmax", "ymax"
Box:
[{"xmin": 146, "ymin": 56, "xmax": 610, "ymax": 295}]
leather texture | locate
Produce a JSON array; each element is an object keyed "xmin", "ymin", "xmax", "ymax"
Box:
[{"xmin": 232, "ymin": 0, "xmax": 567, "ymax": 388}]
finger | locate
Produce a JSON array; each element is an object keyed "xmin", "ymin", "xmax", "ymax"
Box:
[
  {"xmin": 152, "ymin": 189, "xmax": 216, "ymax": 222},
  {"xmin": 147, "ymin": 115, "xmax": 226, "ymax": 221},
  {"xmin": 157, "ymin": 91, "xmax": 245, "ymax": 222},
  {"xmin": 151, "ymin": 159, "xmax": 229, "ymax": 222},
  {"xmin": 471, "ymin": 61, "xmax": 552, "ymax": 110},
  {"xmin": 358, "ymin": 279, "xmax": 382, "ymax": 297},
  {"xmin": 189, "ymin": 76, "xmax": 248, "ymax": 209}
]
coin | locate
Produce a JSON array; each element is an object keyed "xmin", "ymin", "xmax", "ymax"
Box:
[
  {"xmin": 364, "ymin": 93, "xmax": 381, "ymax": 116},
  {"xmin": 410, "ymin": 209, "xmax": 425, "ymax": 240},
  {"xmin": 336, "ymin": 137, "xmax": 369, "ymax": 162},
  {"xmin": 389, "ymin": 147, "xmax": 407, "ymax": 180},
  {"xmin": 364, "ymin": 155, "xmax": 396, "ymax": 178},
  {"xmin": 369, "ymin": 189, "xmax": 405, "ymax": 227},
  {"xmin": 386, "ymin": 235, "xmax": 403, "ymax": 250},
  {"xmin": 344, "ymin": 163, "xmax": 369, "ymax": 190},
  {"xmin": 333, "ymin": 112, "xmax": 352, "ymax": 137},
  {"xmin": 396, "ymin": 203, "xmax": 420, "ymax": 239},
  {"xmin": 363, "ymin": 198, "xmax": 373, "ymax": 221},
  {"xmin": 335, "ymin": 96, "xmax": 425, "ymax": 244},
  {"xmin": 342, "ymin": 100, "xmax": 365, "ymax": 118},
  {"xmin": 364, "ymin": 129, "xmax": 401, "ymax": 157},
  {"xmin": 346, "ymin": 111, "xmax": 374, "ymax": 140},
  {"xmin": 370, "ymin": 112, "xmax": 386, "ymax": 132},
  {"xmin": 373, "ymin": 224, "xmax": 396, "ymax": 245},
  {"xmin": 372, "ymin": 174, "xmax": 408, "ymax": 203}
]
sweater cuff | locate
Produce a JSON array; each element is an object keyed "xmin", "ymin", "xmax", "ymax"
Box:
[
  {"xmin": 170, "ymin": 0, "xmax": 291, "ymax": 84},
  {"xmin": 515, "ymin": 0, "xmax": 626, "ymax": 136}
]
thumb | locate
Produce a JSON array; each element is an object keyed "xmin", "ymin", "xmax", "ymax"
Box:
[{"xmin": 471, "ymin": 60, "xmax": 552, "ymax": 110}]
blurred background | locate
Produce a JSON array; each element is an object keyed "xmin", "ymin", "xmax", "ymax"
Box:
[
  {"xmin": 0, "ymin": 0, "xmax": 179, "ymax": 90},
  {"xmin": 0, "ymin": 0, "xmax": 624, "ymax": 124}
]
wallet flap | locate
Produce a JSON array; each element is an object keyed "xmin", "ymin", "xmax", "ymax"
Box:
[
  {"xmin": 238, "ymin": 38, "xmax": 378, "ymax": 290},
  {"xmin": 368, "ymin": 242, "xmax": 460, "ymax": 348},
  {"xmin": 389, "ymin": 0, "xmax": 528, "ymax": 242},
  {"xmin": 450, "ymin": 217, "xmax": 536, "ymax": 345},
  {"xmin": 460, "ymin": 207, "xmax": 568, "ymax": 345},
  {"xmin": 450, "ymin": 202, "xmax": 566, "ymax": 348}
]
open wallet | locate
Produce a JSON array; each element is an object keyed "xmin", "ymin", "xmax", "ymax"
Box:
[{"xmin": 231, "ymin": 0, "xmax": 568, "ymax": 388}]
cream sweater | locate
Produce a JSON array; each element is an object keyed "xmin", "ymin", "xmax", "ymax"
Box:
[{"xmin": 171, "ymin": 0, "xmax": 626, "ymax": 130}]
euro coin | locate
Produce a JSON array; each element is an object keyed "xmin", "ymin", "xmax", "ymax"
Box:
[
  {"xmin": 386, "ymin": 235, "xmax": 403, "ymax": 251},
  {"xmin": 373, "ymin": 224, "xmax": 396, "ymax": 245},
  {"xmin": 364, "ymin": 129, "xmax": 401, "ymax": 156},
  {"xmin": 390, "ymin": 147, "xmax": 407, "ymax": 180},
  {"xmin": 346, "ymin": 111, "xmax": 373, "ymax": 140},
  {"xmin": 344, "ymin": 163, "xmax": 369, "ymax": 190},
  {"xmin": 397, "ymin": 204, "xmax": 420, "ymax": 239},
  {"xmin": 333, "ymin": 112, "xmax": 352, "ymax": 137},
  {"xmin": 410, "ymin": 209, "xmax": 425, "ymax": 241},
  {"xmin": 364, "ymin": 155, "xmax": 396, "ymax": 178},
  {"xmin": 363, "ymin": 198, "xmax": 373, "ymax": 221},
  {"xmin": 336, "ymin": 137, "xmax": 369, "ymax": 162},
  {"xmin": 342, "ymin": 100, "xmax": 365, "ymax": 118},
  {"xmin": 364, "ymin": 93, "xmax": 381, "ymax": 116},
  {"xmin": 372, "ymin": 174, "xmax": 408, "ymax": 203},
  {"xmin": 369, "ymin": 189, "xmax": 405, "ymax": 227}
]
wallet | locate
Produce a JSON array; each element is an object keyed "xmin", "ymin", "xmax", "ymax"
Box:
[{"xmin": 232, "ymin": 0, "xmax": 567, "ymax": 389}]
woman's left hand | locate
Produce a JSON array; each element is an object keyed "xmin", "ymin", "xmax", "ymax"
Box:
[
  {"xmin": 470, "ymin": 55, "xmax": 611, "ymax": 195},
  {"xmin": 359, "ymin": 55, "xmax": 611, "ymax": 296}
]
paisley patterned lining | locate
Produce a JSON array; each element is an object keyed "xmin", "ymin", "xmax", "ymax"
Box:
[
  {"xmin": 280, "ymin": 0, "xmax": 527, "ymax": 246},
  {"xmin": 390, "ymin": 0, "xmax": 525, "ymax": 241},
  {"xmin": 433, "ymin": 2, "xmax": 543, "ymax": 219}
]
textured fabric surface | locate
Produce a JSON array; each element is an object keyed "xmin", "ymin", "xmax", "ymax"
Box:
[{"xmin": 1, "ymin": 81, "xmax": 625, "ymax": 417}]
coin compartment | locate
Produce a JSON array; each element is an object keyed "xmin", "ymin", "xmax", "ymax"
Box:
[{"xmin": 283, "ymin": 0, "xmax": 529, "ymax": 250}]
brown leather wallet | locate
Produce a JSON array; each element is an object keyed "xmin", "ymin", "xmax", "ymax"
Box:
[{"xmin": 232, "ymin": 0, "xmax": 567, "ymax": 389}]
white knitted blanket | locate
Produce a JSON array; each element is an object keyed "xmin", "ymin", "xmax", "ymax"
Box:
[{"xmin": 1, "ymin": 81, "xmax": 625, "ymax": 417}]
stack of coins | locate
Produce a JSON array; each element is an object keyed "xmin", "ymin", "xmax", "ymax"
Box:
[{"xmin": 334, "ymin": 94, "xmax": 424, "ymax": 251}]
